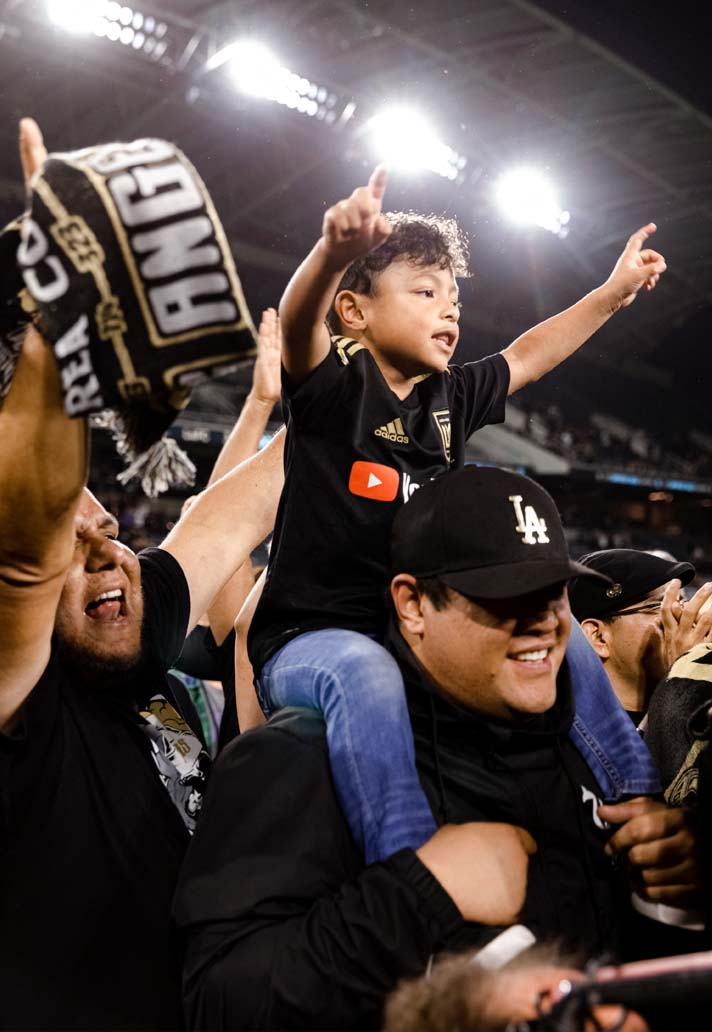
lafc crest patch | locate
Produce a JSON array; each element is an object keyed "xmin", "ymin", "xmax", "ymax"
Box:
[{"xmin": 432, "ymin": 409, "xmax": 451, "ymax": 463}]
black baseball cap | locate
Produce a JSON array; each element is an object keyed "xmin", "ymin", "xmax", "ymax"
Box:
[
  {"xmin": 390, "ymin": 465, "xmax": 609, "ymax": 598},
  {"xmin": 569, "ymin": 549, "xmax": 695, "ymax": 620}
]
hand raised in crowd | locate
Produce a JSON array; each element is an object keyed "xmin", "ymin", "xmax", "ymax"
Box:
[
  {"xmin": 416, "ymin": 822, "xmax": 536, "ymax": 925},
  {"xmin": 250, "ymin": 307, "xmax": 282, "ymax": 407},
  {"xmin": 19, "ymin": 116, "xmax": 47, "ymax": 191},
  {"xmin": 599, "ymin": 796, "xmax": 704, "ymax": 908},
  {"xmin": 603, "ymin": 223, "xmax": 667, "ymax": 312},
  {"xmin": 320, "ymin": 164, "xmax": 392, "ymax": 270},
  {"xmin": 660, "ymin": 577, "xmax": 712, "ymax": 671}
]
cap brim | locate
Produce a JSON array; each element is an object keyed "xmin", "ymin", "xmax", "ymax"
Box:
[
  {"xmin": 662, "ymin": 562, "xmax": 696, "ymax": 589},
  {"xmin": 439, "ymin": 558, "xmax": 611, "ymax": 600}
]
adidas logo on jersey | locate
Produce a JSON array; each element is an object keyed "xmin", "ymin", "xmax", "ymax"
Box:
[{"xmin": 374, "ymin": 418, "xmax": 409, "ymax": 444}]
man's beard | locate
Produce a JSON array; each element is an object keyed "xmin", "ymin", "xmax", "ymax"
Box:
[{"xmin": 55, "ymin": 628, "xmax": 144, "ymax": 696}]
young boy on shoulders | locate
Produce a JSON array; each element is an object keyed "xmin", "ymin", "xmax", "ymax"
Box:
[{"xmin": 247, "ymin": 165, "xmax": 665, "ymax": 864}]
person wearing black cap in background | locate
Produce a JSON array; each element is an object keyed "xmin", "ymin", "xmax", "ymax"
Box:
[
  {"xmin": 569, "ymin": 549, "xmax": 712, "ymax": 726},
  {"xmin": 175, "ymin": 467, "xmax": 700, "ymax": 1032}
]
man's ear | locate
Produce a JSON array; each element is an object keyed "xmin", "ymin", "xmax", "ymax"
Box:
[
  {"xmin": 390, "ymin": 574, "xmax": 425, "ymax": 636},
  {"xmin": 333, "ymin": 290, "xmax": 366, "ymax": 333},
  {"xmin": 581, "ymin": 618, "xmax": 610, "ymax": 660}
]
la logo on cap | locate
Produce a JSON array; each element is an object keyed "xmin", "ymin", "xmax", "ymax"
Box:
[{"xmin": 509, "ymin": 495, "xmax": 549, "ymax": 545}]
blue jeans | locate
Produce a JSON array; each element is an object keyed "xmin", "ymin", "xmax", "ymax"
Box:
[
  {"xmin": 259, "ymin": 622, "xmax": 661, "ymax": 866},
  {"xmin": 565, "ymin": 619, "xmax": 661, "ymax": 799},
  {"xmin": 258, "ymin": 629, "xmax": 437, "ymax": 863}
]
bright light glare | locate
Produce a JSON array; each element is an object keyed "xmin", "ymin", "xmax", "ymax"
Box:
[
  {"xmin": 495, "ymin": 168, "xmax": 570, "ymax": 236},
  {"xmin": 47, "ymin": 0, "xmax": 105, "ymax": 32},
  {"xmin": 207, "ymin": 39, "xmax": 336, "ymax": 121},
  {"xmin": 366, "ymin": 107, "xmax": 464, "ymax": 180},
  {"xmin": 227, "ymin": 41, "xmax": 288, "ymax": 99}
]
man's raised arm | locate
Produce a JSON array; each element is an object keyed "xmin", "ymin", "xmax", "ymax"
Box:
[
  {"xmin": 0, "ymin": 120, "xmax": 88, "ymax": 730},
  {"xmin": 160, "ymin": 428, "xmax": 285, "ymax": 636}
]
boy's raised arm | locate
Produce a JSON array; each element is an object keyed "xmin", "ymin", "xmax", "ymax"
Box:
[
  {"xmin": 502, "ymin": 223, "xmax": 666, "ymax": 395},
  {"xmin": 279, "ymin": 165, "xmax": 392, "ymax": 383}
]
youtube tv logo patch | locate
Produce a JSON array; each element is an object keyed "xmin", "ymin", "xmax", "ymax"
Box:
[{"xmin": 348, "ymin": 461, "xmax": 399, "ymax": 502}]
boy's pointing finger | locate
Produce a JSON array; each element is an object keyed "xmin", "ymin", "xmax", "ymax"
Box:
[
  {"xmin": 368, "ymin": 164, "xmax": 388, "ymax": 202},
  {"xmin": 351, "ymin": 185, "xmax": 380, "ymax": 219},
  {"xmin": 627, "ymin": 222, "xmax": 657, "ymax": 251}
]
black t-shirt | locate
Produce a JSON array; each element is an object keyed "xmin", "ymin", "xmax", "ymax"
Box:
[
  {"xmin": 173, "ymin": 623, "xmax": 239, "ymax": 748},
  {"xmin": 248, "ymin": 338, "xmax": 509, "ymax": 671},
  {"xmin": 0, "ymin": 548, "xmax": 206, "ymax": 1031}
]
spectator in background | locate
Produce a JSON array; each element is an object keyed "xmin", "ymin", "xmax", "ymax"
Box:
[
  {"xmin": 569, "ymin": 549, "xmax": 711, "ymax": 725},
  {"xmin": 0, "ymin": 119, "xmax": 285, "ymax": 1031},
  {"xmin": 171, "ymin": 307, "xmax": 282, "ymax": 750},
  {"xmin": 645, "ymin": 603, "xmax": 712, "ymax": 937}
]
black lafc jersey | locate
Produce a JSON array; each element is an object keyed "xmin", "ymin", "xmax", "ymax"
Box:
[{"xmin": 248, "ymin": 337, "xmax": 510, "ymax": 672}]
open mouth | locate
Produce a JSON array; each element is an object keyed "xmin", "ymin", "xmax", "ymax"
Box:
[
  {"xmin": 84, "ymin": 588, "xmax": 126, "ymax": 622},
  {"xmin": 432, "ymin": 332, "xmax": 455, "ymax": 349}
]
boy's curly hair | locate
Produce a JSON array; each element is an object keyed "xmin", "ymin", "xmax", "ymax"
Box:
[{"xmin": 326, "ymin": 211, "xmax": 470, "ymax": 335}]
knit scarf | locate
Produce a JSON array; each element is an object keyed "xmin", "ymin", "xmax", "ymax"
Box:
[{"xmin": 1, "ymin": 138, "xmax": 256, "ymax": 495}]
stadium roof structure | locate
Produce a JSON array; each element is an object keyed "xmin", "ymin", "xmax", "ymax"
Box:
[{"xmin": 1, "ymin": 0, "xmax": 711, "ymax": 430}]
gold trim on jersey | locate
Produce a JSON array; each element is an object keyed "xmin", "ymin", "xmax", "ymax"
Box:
[{"xmin": 332, "ymin": 335, "xmax": 366, "ymax": 365}]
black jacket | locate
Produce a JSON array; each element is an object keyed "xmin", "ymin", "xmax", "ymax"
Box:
[
  {"xmin": 174, "ymin": 627, "xmax": 622, "ymax": 1030},
  {"xmin": 388, "ymin": 624, "xmax": 619, "ymax": 957},
  {"xmin": 174, "ymin": 709, "xmax": 462, "ymax": 1031}
]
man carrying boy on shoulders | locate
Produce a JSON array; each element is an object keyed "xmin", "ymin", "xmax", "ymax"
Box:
[{"xmin": 247, "ymin": 164, "xmax": 666, "ymax": 865}]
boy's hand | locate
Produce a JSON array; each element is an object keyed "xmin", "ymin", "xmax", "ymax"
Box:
[
  {"xmin": 250, "ymin": 307, "xmax": 282, "ymax": 407},
  {"xmin": 320, "ymin": 165, "xmax": 392, "ymax": 270},
  {"xmin": 602, "ymin": 223, "xmax": 666, "ymax": 312}
]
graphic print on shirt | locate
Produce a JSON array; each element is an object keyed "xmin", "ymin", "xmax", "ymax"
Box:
[
  {"xmin": 581, "ymin": 785, "xmax": 609, "ymax": 831},
  {"xmin": 139, "ymin": 694, "xmax": 209, "ymax": 833},
  {"xmin": 348, "ymin": 460, "xmax": 400, "ymax": 502}
]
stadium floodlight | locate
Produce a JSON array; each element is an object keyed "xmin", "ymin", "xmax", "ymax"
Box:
[
  {"xmin": 47, "ymin": 0, "xmax": 104, "ymax": 32},
  {"xmin": 47, "ymin": 0, "xmax": 169, "ymax": 58},
  {"xmin": 495, "ymin": 168, "xmax": 570, "ymax": 237},
  {"xmin": 366, "ymin": 107, "xmax": 465, "ymax": 181},
  {"xmin": 212, "ymin": 40, "xmax": 285, "ymax": 99},
  {"xmin": 206, "ymin": 39, "xmax": 342, "ymax": 123}
]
